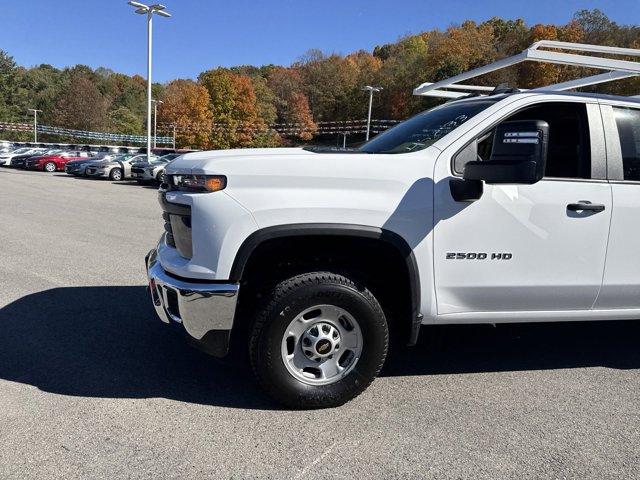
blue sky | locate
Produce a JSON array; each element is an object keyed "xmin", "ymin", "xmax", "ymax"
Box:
[{"xmin": 1, "ymin": 0, "xmax": 637, "ymax": 82}]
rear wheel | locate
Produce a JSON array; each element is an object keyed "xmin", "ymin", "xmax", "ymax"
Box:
[
  {"xmin": 44, "ymin": 162, "xmax": 57, "ymax": 172},
  {"xmin": 156, "ymin": 171, "xmax": 165, "ymax": 184},
  {"xmin": 109, "ymin": 168, "xmax": 123, "ymax": 181},
  {"xmin": 249, "ymin": 272, "xmax": 388, "ymax": 409}
]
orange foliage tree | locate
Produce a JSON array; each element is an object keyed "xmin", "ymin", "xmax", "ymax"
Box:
[{"xmin": 157, "ymin": 79, "xmax": 213, "ymax": 149}]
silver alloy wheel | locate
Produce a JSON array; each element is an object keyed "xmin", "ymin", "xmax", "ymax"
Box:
[
  {"xmin": 44, "ymin": 162, "xmax": 56, "ymax": 172},
  {"xmin": 281, "ymin": 305, "xmax": 363, "ymax": 386},
  {"xmin": 111, "ymin": 169, "xmax": 122, "ymax": 181}
]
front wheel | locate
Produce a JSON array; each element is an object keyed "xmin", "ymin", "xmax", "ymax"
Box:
[
  {"xmin": 109, "ymin": 168, "xmax": 123, "ymax": 181},
  {"xmin": 249, "ymin": 272, "xmax": 388, "ymax": 409},
  {"xmin": 44, "ymin": 162, "xmax": 57, "ymax": 172}
]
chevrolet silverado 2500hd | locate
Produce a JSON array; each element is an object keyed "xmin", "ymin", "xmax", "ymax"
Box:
[{"xmin": 146, "ymin": 41, "xmax": 640, "ymax": 408}]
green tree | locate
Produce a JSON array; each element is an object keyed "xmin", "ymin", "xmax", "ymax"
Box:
[
  {"xmin": 0, "ymin": 50, "xmax": 22, "ymax": 121},
  {"xmin": 108, "ymin": 106, "xmax": 143, "ymax": 135}
]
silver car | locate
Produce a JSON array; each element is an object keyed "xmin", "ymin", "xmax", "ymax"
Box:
[
  {"xmin": 84, "ymin": 154, "xmax": 149, "ymax": 181},
  {"xmin": 130, "ymin": 153, "xmax": 181, "ymax": 183}
]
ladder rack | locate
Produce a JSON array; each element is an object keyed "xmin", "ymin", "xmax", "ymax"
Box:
[{"xmin": 413, "ymin": 40, "xmax": 640, "ymax": 99}]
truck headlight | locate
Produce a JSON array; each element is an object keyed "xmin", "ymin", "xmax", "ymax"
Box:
[{"xmin": 171, "ymin": 174, "xmax": 226, "ymax": 192}]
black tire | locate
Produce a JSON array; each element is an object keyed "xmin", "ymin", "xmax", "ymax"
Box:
[
  {"xmin": 109, "ymin": 168, "xmax": 123, "ymax": 181},
  {"xmin": 249, "ymin": 272, "xmax": 388, "ymax": 409},
  {"xmin": 44, "ymin": 162, "xmax": 57, "ymax": 172}
]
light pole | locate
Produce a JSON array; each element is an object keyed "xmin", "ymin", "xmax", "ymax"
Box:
[
  {"xmin": 151, "ymin": 99, "xmax": 163, "ymax": 148},
  {"xmin": 127, "ymin": 2, "xmax": 171, "ymax": 161},
  {"xmin": 361, "ymin": 85, "xmax": 382, "ymax": 141},
  {"xmin": 172, "ymin": 124, "xmax": 176, "ymax": 150},
  {"xmin": 28, "ymin": 109, "xmax": 42, "ymax": 143}
]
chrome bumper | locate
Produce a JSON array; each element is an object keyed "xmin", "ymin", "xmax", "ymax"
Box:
[{"xmin": 145, "ymin": 249, "xmax": 239, "ymax": 352}]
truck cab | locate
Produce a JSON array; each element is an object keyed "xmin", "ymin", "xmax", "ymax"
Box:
[{"xmin": 146, "ymin": 41, "xmax": 640, "ymax": 408}]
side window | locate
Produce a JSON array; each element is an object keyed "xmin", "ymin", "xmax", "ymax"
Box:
[
  {"xmin": 454, "ymin": 102, "xmax": 591, "ymax": 179},
  {"xmin": 612, "ymin": 107, "xmax": 640, "ymax": 181}
]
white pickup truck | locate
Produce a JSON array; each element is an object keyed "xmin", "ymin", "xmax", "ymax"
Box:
[{"xmin": 146, "ymin": 41, "xmax": 640, "ymax": 408}]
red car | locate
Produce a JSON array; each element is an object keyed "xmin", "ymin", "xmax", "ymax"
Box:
[{"xmin": 25, "ymin": 151, "xmax": 91, "ymax": 172}]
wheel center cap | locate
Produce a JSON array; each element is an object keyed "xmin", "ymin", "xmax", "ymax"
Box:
[{"xmin": 315, "ymin": 339, "xmax": 332, "ymax": 355}]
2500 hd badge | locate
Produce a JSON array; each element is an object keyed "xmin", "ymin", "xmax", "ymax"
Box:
[{"xmin": 446, "ymin": 252, "xmax": 513, "ymax": 260}]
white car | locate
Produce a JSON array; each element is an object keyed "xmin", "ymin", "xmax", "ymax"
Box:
[{"xmin": 146, "ymin": 41, "xmax": 640, "ymax": 408}]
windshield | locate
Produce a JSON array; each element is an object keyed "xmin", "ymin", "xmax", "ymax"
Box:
[{"xmin": 359, "ymin": 98, "xmax": 499, "ymax": 154}]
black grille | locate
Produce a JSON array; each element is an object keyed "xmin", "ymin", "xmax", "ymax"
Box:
[
  {"xmin": 159, "ymin": 191, "xmax": 192, "ymax": 258},
  {"xmin": 163, "ymin": 212, "xmax": 176, "ymax": 247}
]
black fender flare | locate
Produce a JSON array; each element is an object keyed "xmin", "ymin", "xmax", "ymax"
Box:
[{"xmin": 229, "ymin": 224, "xmax": 422, "ymax": 345}]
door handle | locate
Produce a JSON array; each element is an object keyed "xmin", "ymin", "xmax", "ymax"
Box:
[{"xmin": 567, "ymin": 201, "xmax": 605, "ymax": 212}]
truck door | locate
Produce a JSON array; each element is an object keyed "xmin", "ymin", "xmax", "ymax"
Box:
[
  {"xmin": 594, "ymin": 104, "xmax": 640, "ymax": 309},
  {"xmin": 433, "ymin": 100, "xmax": 612, "ymax": 316}
]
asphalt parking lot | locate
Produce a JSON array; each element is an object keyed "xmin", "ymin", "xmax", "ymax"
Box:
[{"xmin": 1, "ymin": 168, "xmax": 640, "ymax": 479}]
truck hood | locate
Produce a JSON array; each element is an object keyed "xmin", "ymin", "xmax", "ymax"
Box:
[
  {"xmin": 167, "ymin": 148, "xmax": 322, "ymax": 174},
  {"xmin": 165, "ymin": 147, "xmax": 436, "ymax": 184}
]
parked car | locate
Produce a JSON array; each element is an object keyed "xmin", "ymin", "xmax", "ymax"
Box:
[
  {"xmin": 146, "ymin": 41, "xmax": 640, "ymax": 408},
  {"xmin": 0, "ymin": 147, "xmax": 42, "ymax": 166},
  {"xmin": 9, "ymin": 149, "xmax": 51, "ymax": 168},
  {"xmin": 65, "ymin": 155, "xmax": 108, "ymax": 176},
  {"xmin": 84, "ymin": 154, "xmax": 150, "ymax": 181},
  {"xmin": 131, "ymin": 153, "xmax": 181, "ymax": 183},
  {"xmin": 120, "ymin": 154, "xmax": 158, "ymax": 179},
  {"xmin": 25, "ymin": 151, "xmax": 91, "ymax": 172}
]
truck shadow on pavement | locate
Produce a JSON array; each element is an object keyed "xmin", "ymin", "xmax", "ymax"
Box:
[
  {"xmin": 0, "ymin": 286, "xmax": 273, "ymax": 410},
  {"xmin": 1, "ymin": 286, "xmax": 640, "ymax": 409}
]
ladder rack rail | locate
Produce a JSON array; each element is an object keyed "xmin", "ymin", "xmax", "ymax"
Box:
[{"xmin": 413, "ymin": 40, "xmax": 640, "ymax": 98}]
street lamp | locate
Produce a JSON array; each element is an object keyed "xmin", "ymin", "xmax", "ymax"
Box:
[
  {"xmin": 28, "ymin": 109, "xmax": 42, "ymax": 143},
  {"xmin": 127, "ymin": 1, "xmax": 171, "ymax": 161},
  {"xmin": 151, "ymin": 99, "xmax": 163, "ymax": 148},
  {"xmin": 361, "ymin": 85, "xmax": 382, "ymax": 141}
]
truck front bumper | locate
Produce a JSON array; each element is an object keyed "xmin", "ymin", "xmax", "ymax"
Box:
[{"xmin": 145, "ymin": 248, "xmax": 240, "ymax": 357}]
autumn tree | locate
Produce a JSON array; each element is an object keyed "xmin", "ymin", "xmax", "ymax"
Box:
[
  {"xmin": 267, "ymin": 67, "xmax": 316, "ymax": 140},
  {"xmin": 375, "ymin": 34, "xmax": 431, "ymax": 118},
  {"xmin": 53, "ymin": 73, "xmax": 109, "ymax": 130},
  {"xmin": 296, "ymin": 50, "xmax": 362, "ymax": 121},
  {"xmin": 199, "ymin": 68, "xmax": 278, "ymax": 148},
  {"xmin": 158, "ymin": 79, "xmax": 213, "ymax": 149}
]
